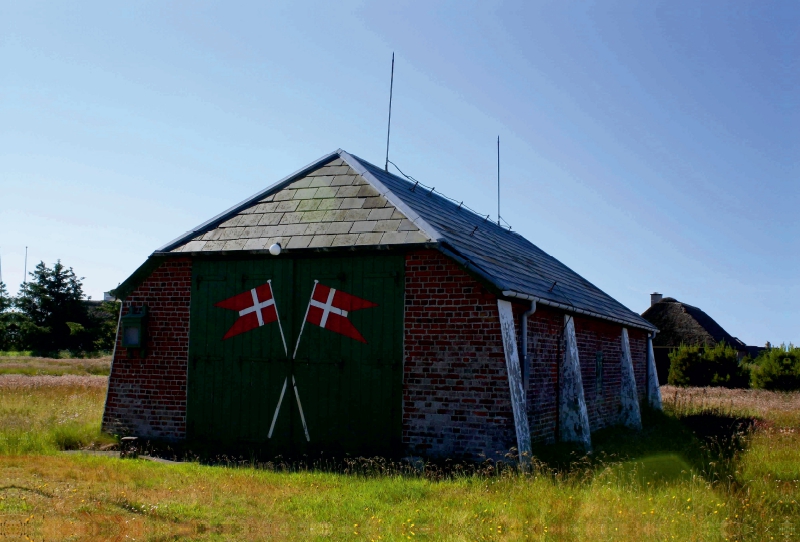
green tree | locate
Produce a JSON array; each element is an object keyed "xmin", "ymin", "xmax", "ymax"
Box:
[
  {"xmin": 90, "ymin": 300, "xmax": 121, "ymax": 351},
  {"xmin": 0, "ymin": 282, "xmax": 12, "ymax": 350},
  {"xmin": 750, "ymin": 344, "xmax": 800, "ymax": 391},
  {"xmin": 14, "ymin": 261, "xmax": 93, "ymax": 353},
  {"xmin": 668, "ymin": 341, "xmax": 748, "ymax": 388}
]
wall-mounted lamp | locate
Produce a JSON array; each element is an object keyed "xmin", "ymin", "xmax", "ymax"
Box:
[{"xmin": 121, "ymin": 306, "xmax": 147, "ymax": 356}]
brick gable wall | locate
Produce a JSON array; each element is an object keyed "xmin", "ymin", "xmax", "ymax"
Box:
[
  {"xmin": 403, "ymin": 250, "xmax": 516, "ymax": 460},
  {"xmin": 102, "ymin": 258, "xmax": 192, "ymax": 439}
]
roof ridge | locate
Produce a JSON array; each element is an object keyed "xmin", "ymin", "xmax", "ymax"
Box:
[{"xmin": 338, "ymin": 150, "xmax": 442, "ymax": 243}]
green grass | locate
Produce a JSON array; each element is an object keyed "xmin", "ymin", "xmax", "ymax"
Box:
[
  {"xmin": 0, "ymin": 375, "xmax": 113, "ymax": 454},
  {"xmin": 0, "ymin": 379, "xmax": 797, "ymax": 540}
]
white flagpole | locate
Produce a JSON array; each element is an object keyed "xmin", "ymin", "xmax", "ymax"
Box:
[
  {"xmin": 268, "ymin": 377, "xmax": 288, "ymax": 439},
  {"xmin": 268, "ymin": 280, "xmax": 288, "ymax": 356},
  {"xmin": 292, "ymin": 280, "xmax": 318, "ymax": 359},
  {"xmin": 292, "ymin": 375, "xmax": 310, "ymax": 442}
]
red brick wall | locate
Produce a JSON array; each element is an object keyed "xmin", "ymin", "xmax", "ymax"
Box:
[
  {"xmin": 523, "ymin": 306, "xmax": 562, "ymax": 444},
  {"xmin": 102, "ymin": 258, "xmax": 192, "ymax": 440},
  {"xmin": 628, "ymin": 328, "xmax": 648, "ymax": 398},
  {"xmin": 523, "ymin": 311, "xmax": 650, "ymax": 443},
  {"xmin": 403, "ymin": 250, "xmax": 516, "ymax": 460}
]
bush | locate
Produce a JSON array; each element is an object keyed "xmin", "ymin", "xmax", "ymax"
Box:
[
  {"xmin": 750, "ymin": 344, "xmax": 800, "ymax": 391},
  {"xmin": 668, "ymin": 342, "xmax": 749, "ymax": 388}
]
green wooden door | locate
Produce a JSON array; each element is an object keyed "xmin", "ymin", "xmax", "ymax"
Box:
[{"xmin": 187, "ymin": 254, "xmax": 404, "ymax": 456}]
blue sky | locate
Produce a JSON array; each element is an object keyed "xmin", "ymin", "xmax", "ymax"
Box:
[{"xmin": 1, "ymin": 1, "xmax": 797, "ymax": 345}]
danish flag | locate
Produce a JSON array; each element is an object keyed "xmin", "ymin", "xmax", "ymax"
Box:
[
  {"xmin": 298, "ymin": 282, "xmax": 377, "ymax": 347},
  {"xmin": 214, "ymin": 281, "xmax": 284, "ymax": 344}
]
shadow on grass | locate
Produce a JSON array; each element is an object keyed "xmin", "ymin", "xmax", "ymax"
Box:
[
  {"xmin": 530, "ymin": 406, "xmax": 756, "ymax": 486},
  {"xmin": 114, "ymin": 406, "xmax": 758, "ymax": 486}
]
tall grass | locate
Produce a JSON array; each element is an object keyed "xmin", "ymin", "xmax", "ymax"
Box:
[{"xmin": 0, "ymin": 375, "xmax": 113, "ymax": 454}]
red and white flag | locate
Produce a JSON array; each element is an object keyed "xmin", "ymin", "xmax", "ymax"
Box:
[
  {"xmin": 294, "ymin": 282, "xmax": 377, "ymax": 355},
  {"xmin": 214, "ymin": 281, "xmax": 285, "ymax": 349}
]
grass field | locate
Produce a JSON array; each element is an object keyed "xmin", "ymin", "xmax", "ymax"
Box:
[
  {"xmin": 0, "ymin": 375, "xmax": 798, "ymax": 541},
  {"xmin": 0, "ymin": 355, "xmax": 111, "ymax": 376}
]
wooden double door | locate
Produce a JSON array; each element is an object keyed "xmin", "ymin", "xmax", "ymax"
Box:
[{"xmin": 186, "ymin": 254, "xmax": 404, "ymax": 456}]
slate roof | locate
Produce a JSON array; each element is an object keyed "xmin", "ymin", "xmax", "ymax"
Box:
[
  {"xmin": 150, "ymin": 149, "xmax": 655, "ymax": 331},
  {"xmin": 168, "ymin": 157, "xmax": 431, "ymax": 253},
  {"xmin": 642, "ymin": 298, "xmax": 747, "ymax": 349}
]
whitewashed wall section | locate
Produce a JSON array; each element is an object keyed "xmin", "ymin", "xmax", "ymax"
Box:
[
  {"xmin": 560, "ymin": 316, "xmax": 592, "ymax": 450},
  {"xmin": 647, "ymin": 334, "xmax": 662, "ymax": 410},
  {"xmin": 497, "ymin": 300, "xmax": 532, "ymax": 464},
  {"xmin": 619, "ymin": 328, "xmax": 643, "ymax": 430}
]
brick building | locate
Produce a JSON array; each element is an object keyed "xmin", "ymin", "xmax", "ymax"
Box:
[{"xmin": 103, "ymin": 149, "xmax": 661, "ymax": 460}]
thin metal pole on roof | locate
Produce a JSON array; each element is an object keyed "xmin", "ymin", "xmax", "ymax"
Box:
[
  {"xmin": 497, "ymin": 136, "xmax": 500, "ymax": 226},
  {"xmin": 384, "ymin": 52, "xmax": 395, "ymax": 172}
]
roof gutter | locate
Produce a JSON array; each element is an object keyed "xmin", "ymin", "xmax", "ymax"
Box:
[{"xmin": 502, "ymin": 289, "xmax": 658, "ymax": 333}]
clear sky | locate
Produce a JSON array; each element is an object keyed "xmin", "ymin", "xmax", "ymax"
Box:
[{"xmin": 1, "ymin": 1, "xmax": 797, "ymax": 346}]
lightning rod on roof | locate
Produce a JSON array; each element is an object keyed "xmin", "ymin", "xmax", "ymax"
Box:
[
  {"xmin": 384, "ymin": 52, "xmax": 395, "ymax": 172},
  {"xmin": 497, "ymin": 135, "xmax": 500, "ymax": 226}
]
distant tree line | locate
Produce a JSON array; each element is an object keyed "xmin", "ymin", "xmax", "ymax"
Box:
[
  {"xmin": 0, "ymin": 261, "xmax": 119, "ymax": 356},
  {"xmin": 668, "ymin": 341, "xmax": 800, "ymax": 391}
]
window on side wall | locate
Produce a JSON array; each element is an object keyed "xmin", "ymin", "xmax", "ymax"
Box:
[{"xmin": 595, "ymin": 351, "xmax": 603, "ymax": 395}]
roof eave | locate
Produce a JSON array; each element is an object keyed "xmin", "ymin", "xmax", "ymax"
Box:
[{"xmin": 501, "ymin": 289, "xmax": 658, "ymax": 333}]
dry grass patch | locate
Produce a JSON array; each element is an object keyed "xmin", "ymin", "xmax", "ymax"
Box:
[
  {"xmin": 662, "ymin": 384, "xmax": 800, "ymax": 427},
  {"xmin": 0, "ymin": 355, "xmax": 111, "ymax": 376}
]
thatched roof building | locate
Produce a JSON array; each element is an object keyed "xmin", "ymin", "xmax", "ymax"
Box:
[{"xmin": 641, "ymin": 293, "xmax": 750, "ymax": 383}]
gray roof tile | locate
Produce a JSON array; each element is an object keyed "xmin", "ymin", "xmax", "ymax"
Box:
[
  {"xmin": 350, "ymin": 220, "xmax": 377, "ymax": 233},
  {"xmin": 257, "ymin": 213, "xmax": 283, "ymax": 226},
  {"xmin": 308, "ymin": 176, "xmax": 334, "ymax": 188},
  {"xmin": 331, "ymin": 174, "xmax": 358, "ymax": 186},
  {"xmin": 339, "ymin": 198, "xmax": 365, "ymax": 209},
  {"xmin": 297, "ymin": 199, "xmax": 322, "ymax": 211},
  {"xmin": 312, "ymin": 187, "xmax": 338, "ymax": 199},
  {"xmin": 273, "ymin": 189, "xmax": 297, "ymax": 201},
  {"xmin": 317, "ymin": 199, "xmax": 342, "ymax": 211},
  {"xmin": 325, "ymin": 222, "xmax": 354, "ymax": 235},
  {"xmin": 333, "ymin": 233, "xmax": 359, "ymax": 245},
  {"xmin": 288, "ymin": 178, "xmax": 313, "ymax": 189},
  {"xmin": 309, "ymin": 234, "xmax": 336, "ymax": 248},
  {"xmin": 367, "ymin": 208, "xmax": 395, "ymax": 221},
  {"xmin": 363, "ymin": 196, "xmax": 388, "ymax": 209},
  {"xmin": 356, "ymin": 232, "xmax": 383, "ymax": 245},
  {"xmin": 287, "ymin": 236, "xmax": 312, "ymax": 249}
]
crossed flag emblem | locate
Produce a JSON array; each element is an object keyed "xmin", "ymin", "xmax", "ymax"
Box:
[{"xmin": 213, "ymin": 281, "xmax": 378, "ymax": 441}]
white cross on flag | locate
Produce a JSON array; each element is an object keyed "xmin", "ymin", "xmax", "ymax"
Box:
[
  {"xmin": 302, "ymin": 282, "xmax": 377, "ymax": 344},
  {"xmin": 215, "ymin": 281, "xmax": 283, "ymax": 341}
]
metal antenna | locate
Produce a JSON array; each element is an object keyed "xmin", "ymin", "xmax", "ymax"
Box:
[
  {"xmin": 384, "ymin": 52, "xmax": 395, "ymax": 172},
  {"xmin": 497, "ymin": 136, "xmax": 500, "ymax": 226},
  {"xmin": 24, "ymin": 246, "xmax": 28, "ymax": 283}
]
